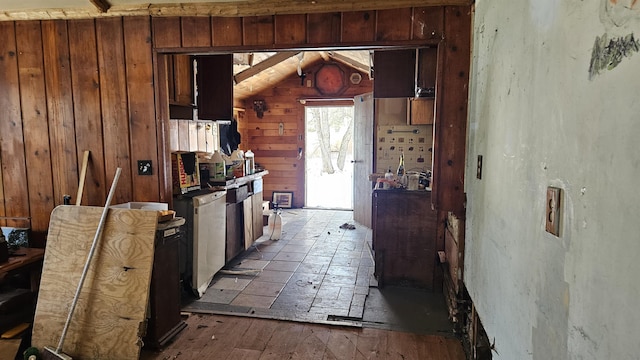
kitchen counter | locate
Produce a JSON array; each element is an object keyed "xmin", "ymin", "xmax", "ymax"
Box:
[
  {"xmin": 372, "ymin": 189, "xmax": 439, "ymax": 289},
  {"xmin": 208, "ymin": 170, "xmax": 268, "ymax": 263},
  {"xmin": 209, "ymin": 170, "xmax": 269, "ymax": 189},
  {"xmin": 374, "ymin": 187, "xmax": 431, "ymax": 193}
]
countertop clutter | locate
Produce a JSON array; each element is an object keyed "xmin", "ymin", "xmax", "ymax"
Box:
[
  {"xmin": 209, "ymin": 170, "xmax": 269, "ymax": 189},
  {"xmin": 370, "ymin": 170, "xmax": 431, "ymax": 191}
]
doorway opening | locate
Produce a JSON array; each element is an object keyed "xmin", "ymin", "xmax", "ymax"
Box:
[{"xmin": 304, "ymin": 105, "xmax": 355, "ymax": 209}]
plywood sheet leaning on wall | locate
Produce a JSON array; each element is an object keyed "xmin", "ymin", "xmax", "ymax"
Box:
[{"xmin": 32, "ymin": 205, "xmax": 158, "ymax": 359}]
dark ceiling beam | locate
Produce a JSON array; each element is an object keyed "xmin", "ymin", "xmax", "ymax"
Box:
[
  {"xmin": 89, "ymin": 0, "xmax": 110, "ymax": 13},
  {"xmin": 0, "ymin": 0, "xmax": 472, "ymax": 21},
  {"xmin": 234, "ymin": 51, "xmax": 299, "ymax": 84}
]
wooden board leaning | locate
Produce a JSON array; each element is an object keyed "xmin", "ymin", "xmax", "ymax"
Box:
[{"xmin": 32, "ymin": 205, "xmax": 158, "ymax": 359}]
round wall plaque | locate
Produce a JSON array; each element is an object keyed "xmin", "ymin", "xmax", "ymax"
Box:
[{"xmin": 315, "ymin": 63, "xmax": 347, "ymax": 96}]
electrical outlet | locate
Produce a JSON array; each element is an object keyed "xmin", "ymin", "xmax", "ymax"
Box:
[
  {"xmin": 545, "ymin": 187, "xmax": 561, "ymax": 236},
  {"xmin": 138, "ymin": 160, "xmax": 153, "ymax": 175},
  {"xmin": 477, "ymin": 155, "xmax": 483, "ymax": 179}
]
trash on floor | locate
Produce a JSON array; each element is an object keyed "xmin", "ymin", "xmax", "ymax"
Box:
[{"xmin": 339, "ymin": 223, "xmax": 356, "ymax": 230}]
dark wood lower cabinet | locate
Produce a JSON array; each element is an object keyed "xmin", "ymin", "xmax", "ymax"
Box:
[
  {"xmin": 226, "ymin": 202, "xmax": 244, "ymax": 263},
  {"xmin": 144, "ymin": 220, "xmax": 187, "ymax": 349},
  {"xmin": 372, "ymin": 189, "xmax": 438, "ymax": 289}
]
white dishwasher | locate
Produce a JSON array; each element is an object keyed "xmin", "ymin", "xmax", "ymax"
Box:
[{"xmin": 175, "ymin": 190, "xmax": 226, "ymax": 297}]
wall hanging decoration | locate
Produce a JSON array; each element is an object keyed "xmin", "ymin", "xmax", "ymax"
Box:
[
  {"xmin": 272, "ymin": 191, "xmax": 293, "ymax": 208},
  {"xmin": 253, "ymin": 100, "xmax": 267, "ymax": 118}
]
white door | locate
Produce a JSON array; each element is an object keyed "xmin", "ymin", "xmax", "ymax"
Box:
[{"xmin": 353, "ymin": 93, "xmax": 374, "ymax": 228}]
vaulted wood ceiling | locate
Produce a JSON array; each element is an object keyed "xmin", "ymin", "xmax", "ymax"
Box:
[{"xmin": 232, "ymin": 50, "xmax": 370, "ymax": 100}]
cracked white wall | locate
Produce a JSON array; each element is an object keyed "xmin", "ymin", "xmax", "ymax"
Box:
[{"xmin": 466, "ymin": 1, "xmax": 640, "ymax": 359}]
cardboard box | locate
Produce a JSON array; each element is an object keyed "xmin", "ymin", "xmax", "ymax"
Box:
[{"xmin": 171, "ymin": 152, "xmax": 201, "ymax": 194}]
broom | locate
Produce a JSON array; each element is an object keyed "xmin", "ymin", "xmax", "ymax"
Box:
[{"xmin": 42, "ymin": 168, "xmax": 121, "ymax": 360}]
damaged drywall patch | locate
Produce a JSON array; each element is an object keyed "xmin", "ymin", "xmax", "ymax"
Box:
[
  {"xmin": 589, "ymin": 33, "xmax": 640, "ymax": 79},
  {"xmin": 590, "ymin": 0, "xmax": 640, "ymax": 79}
]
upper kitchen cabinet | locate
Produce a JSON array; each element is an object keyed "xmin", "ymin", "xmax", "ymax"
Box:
[
  {"xmin": 373, "ymin": 49, "xmax": 415, "ymax": 98},
  {"xmin": 407, "ymin": 98, "xmax": 435, "ymax": 125},
  {"xmin": 195, "ymin": 55, "xmax": 234, "ymax": 121},
  {"xmin": 168, "ymin": 54, "xmax": 195, "ymax": 120},
  {"xmin": 373, "ymin": 47, "xmax": 437, "ymax": 99}
]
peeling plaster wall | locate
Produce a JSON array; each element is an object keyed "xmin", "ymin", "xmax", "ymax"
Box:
[{"xmin": 466, "ymin": 1, "xmax": 640, "ymax": 359}]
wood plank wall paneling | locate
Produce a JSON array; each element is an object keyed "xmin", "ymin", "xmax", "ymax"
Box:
[
  {"xmin": 274, "ymin": 14, "xmax": 306, "ymax": 45},
  {"xmin": 152, "ymin": 17, "xmax": 181, "ymax": 48},
  {"xmin": 376, "ymin": 8, "xmax": 413, "ymax": 41},
  {"xmin": 243, "ymin": 16, "xmax": 275, "ymax": 46},
  {"xmin": 42, "ymin": 20, "xmax": 79, "ymax": 210},
  {"xmin": 0, "ymin": 17, "xmax": 168, "ymax": 238},
  {"xmin": 123, "ymin": 16, "xmax": 160, "ymax": 202},
  {"xmin": 341, "ymin": 11, "xmax": 376, "ymax": 43},
  {"xmin": 412, "ymin": 7, "xmax": 445, "ymax": 40},
  {"xmin": 307, "ymin": 13, "xmax": 341, "ymax": 44},
  {"xmin": 153, "ymin": 54, "xmax": 173, "ymax": 204},
  {"xmin": 432, "ymin": 6, "xmax": 470, "ymax": 217},
  {"xmin": 96, "ymin": 17, "xmax": 134, "ymax": 205},
  {"xmin": 211, "ymin": 17, "xmax": 243, "ymax": 47},
  {"xmin": 0, "ymin": 21, "xmax": 30, "ymax": 228},
  {"xmin": 239, "ymin": 60, "xmax": 373, "ymax": 208},
  {"xmin": 15, "ymin": 21, "xmax": 55, "ymax": 231},
  {"xmin": 0, "ymin": 6, "xmax": 470, "ymax": 242},
  {"xmin": 182, "ymin": 17, "xmax": 212, "ymax": 48},
  {"xmin": 68, "ymin": 19, "xmax": 107, "ymax": 206}
]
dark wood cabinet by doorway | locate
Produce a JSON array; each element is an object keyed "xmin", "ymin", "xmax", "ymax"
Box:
[
  {"xmin": 195, "ymin": 55, "xmax": 233, "ymax": 121},
  {"xmin": 373, "ymin": 49, "xmax": 416, "ymax": 98},
  {"xmin": 372, "ymin": 190, "xmax": 438, "ymax": 289}
]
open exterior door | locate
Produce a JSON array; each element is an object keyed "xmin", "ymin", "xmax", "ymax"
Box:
[{"xmin": 352, "ymin": 93, "xmax": 374, "ymax": 228}]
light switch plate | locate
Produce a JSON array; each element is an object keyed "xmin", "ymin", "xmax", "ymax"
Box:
[
  {"xmin": 545, "ymin": 187, "xmax": 561, "ymax": 236},
  {"xmin": 138, "ymin": 160, "xmax": 153, "ymax": 175}
]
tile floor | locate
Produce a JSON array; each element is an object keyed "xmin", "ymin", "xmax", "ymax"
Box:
[{"xmin": 183, "ymin": 208, "xmax": 375, "ymax": 324}]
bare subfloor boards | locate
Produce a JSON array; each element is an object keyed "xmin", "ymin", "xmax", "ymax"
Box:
[{"xmin": 140, "ymin": 313, "xmax": 467, "ymax": 360}]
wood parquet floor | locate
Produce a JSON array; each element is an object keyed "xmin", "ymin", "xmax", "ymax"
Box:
[{"xmin": 140, "ymin": 313, "xmax": 466, "ymax": 360}]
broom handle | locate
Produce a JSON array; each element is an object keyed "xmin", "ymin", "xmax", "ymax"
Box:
[{"xmin": 56, "ymin": 167, "xmax": 122, "ymax": 352}]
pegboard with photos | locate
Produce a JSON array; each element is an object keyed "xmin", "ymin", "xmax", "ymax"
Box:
[{"xmin": 376, "ymin": 124, "xmax": 433, "ymax": 174}]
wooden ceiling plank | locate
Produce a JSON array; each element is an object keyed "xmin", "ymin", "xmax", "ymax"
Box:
[
  {"xmin": 319, "ymin": 51, "xmax": 331, "ymax": 61},
  {"xmin": 234, "ymin": 51, "xmax": 299, "ymax": 84},
  {"xmin": 328, "ymin": 51, "xmax": 370, "ymax": 74}
]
